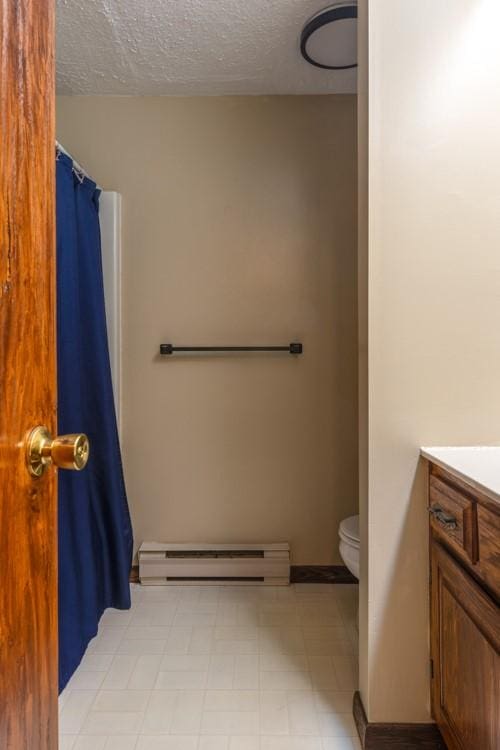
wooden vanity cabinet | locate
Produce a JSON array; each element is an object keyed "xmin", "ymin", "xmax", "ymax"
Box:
[{"xmin": 428, "ymin": 465, "xmax": 500, "ymax": 750}]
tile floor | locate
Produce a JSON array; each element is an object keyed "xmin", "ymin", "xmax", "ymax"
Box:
[{"xmin": 59, "ymin": 582, "xmax": 360, "ymax": 750}]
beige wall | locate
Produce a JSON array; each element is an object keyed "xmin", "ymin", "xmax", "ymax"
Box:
[
  {"xmin": 56, "ymin": 95, "xmax": 358, "ymax": 564},
  {"xmin": 359, "ymin": 0, "xmax": 500, "ymax": 723},
  {"xmin": 357, "ymin": 0, "xmax": 370, "ymax": 726}
]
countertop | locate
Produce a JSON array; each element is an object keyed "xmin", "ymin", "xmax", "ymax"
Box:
[{"xmin": 421, "ymin": 446, "xmax": 500, "ymax": 504}]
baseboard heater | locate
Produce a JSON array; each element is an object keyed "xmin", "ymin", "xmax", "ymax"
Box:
[{"xmin": 138, "ymin": 542, "xmax": 290, "ymax": 586}]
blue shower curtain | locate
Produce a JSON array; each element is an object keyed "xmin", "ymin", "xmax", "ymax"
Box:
[{"xmin": 56, "ymin": 152, "xmax": 133, "ymax": 691}]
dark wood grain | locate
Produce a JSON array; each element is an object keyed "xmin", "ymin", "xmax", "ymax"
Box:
[
  {"xmin": 431, "ymin": 463, "xmax": 500, "ymax": 516},
  {"xmin": 476, "ymin": 505, "xmax": 500, "ymax": 601},
  {"xmin": 429, "ymin": 474, "xmax": 478, "ymax": 563},
  {"xmin": 290, "ymin": 565, "xmax": 358, "ymax": 584},
  {"xmin": 430, "ymin": 540, "xmax": 500, "ymax": 750},
  {"xmin": 0, "ymin": 1, "xmax": 57, "ymax": 747},
  {"xmin": 429, "ymin": 464, "xmax": 500, "ymax": 599},
  {"xmin": 353, "ymin": 691, "xmax": 446, "ymax": 749}
]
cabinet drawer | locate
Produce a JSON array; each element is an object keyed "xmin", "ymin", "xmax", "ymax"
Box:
[
  {"xmin": 476, "ymin": 505, "xmax": 500, "ymax": 601},
  {"xmin": 429, "ymin": 475, "xmax": 477, "ymax": 563}
]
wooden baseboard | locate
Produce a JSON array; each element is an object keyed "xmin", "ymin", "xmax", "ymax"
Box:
[
  {"xmin": 290, "ymin": 565, "xmax": 358, "ymax": 584},
  {"xmin": 130, "ymin": 564, "xmax": 357, "ymax": 585},
  {"xmin": 353, "ymin": 692, "xmax": 446, "ymax": 750}
]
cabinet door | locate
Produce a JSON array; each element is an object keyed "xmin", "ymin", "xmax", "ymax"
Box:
[{"xmin": 431, "ymin": 540, "xmax": 500, "ymax": 750}]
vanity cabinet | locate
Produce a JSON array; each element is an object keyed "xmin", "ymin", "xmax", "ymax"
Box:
[{"xmin": 428, "ymin": 465, "xmax": 500, "ymax": 750}]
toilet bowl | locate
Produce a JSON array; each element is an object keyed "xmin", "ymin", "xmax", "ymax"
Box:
[{"xmin": 338, "ymin": 514, "xmax": 360, "ymax": 579}]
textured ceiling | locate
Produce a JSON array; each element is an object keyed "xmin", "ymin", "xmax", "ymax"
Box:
[{"xmin": 56, "ymin": 0, "xmax": 357, "ymax": 95}]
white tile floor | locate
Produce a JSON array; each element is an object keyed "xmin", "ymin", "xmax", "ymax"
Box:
[{"xmin": 59, "ymin": 583, "xmax": 360, "ymax": 750}]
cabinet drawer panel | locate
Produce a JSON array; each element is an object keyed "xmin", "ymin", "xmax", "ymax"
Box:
[
  {"xmin": 429, "ymin": 475, "xmax": 477, "ymax": 562},
  {"xmin": 476, "ymin": 506, "xmax": 500, "ymax": 601}
]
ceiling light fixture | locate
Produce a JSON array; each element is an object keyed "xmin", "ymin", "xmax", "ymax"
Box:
[{"xmin": 300, "ymin": 2, "xmax": 358, "ymax": 70}]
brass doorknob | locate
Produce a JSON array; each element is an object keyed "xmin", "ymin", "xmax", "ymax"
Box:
[{"xmin": 26, "ymin": 425, "xmax": 90, "ymax": 477}]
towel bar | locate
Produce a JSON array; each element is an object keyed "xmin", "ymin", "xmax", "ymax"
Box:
[{"xmin": 159, "ymin": 343, "xmax": 303, "ymax": 355}]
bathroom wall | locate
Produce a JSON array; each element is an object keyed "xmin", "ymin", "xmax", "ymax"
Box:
[
  {"xmin": 358, "ymin": 0, "xmax": 500, "ymax": 723},
  {"xmin": 357, "ymin": 0, "xmax": 370, "ymax": 728},
  {"xmin": 56, "ymin": 95, "xmax": 358, "ymax": 563}
]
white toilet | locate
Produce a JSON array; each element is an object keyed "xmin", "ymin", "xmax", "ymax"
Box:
[{"xmin": 338, "ymin": 514, "xmax": 360, "ymax": 579}]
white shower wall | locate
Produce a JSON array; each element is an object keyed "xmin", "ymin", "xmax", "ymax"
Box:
[{"xmin": 99, "ymin": 191, "xmax": 122, "ymax": 434}]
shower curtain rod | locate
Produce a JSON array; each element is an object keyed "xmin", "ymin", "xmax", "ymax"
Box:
[{"xmin": 55, "ymin": 140, "xmax": 102, "ymax": 189}]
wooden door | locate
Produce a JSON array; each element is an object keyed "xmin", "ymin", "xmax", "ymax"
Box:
[
  {"xmin": 0, "ymin": 1, "xmax": 57, "ymax": 748},
  {"xmin": 430, "ymin": 541, "xmax": 500, "ymax": 750}
]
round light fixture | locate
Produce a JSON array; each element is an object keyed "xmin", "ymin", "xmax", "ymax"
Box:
[{"xmin": 300, "ymin": 2, "xmax": 358, "ymax": 70}]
